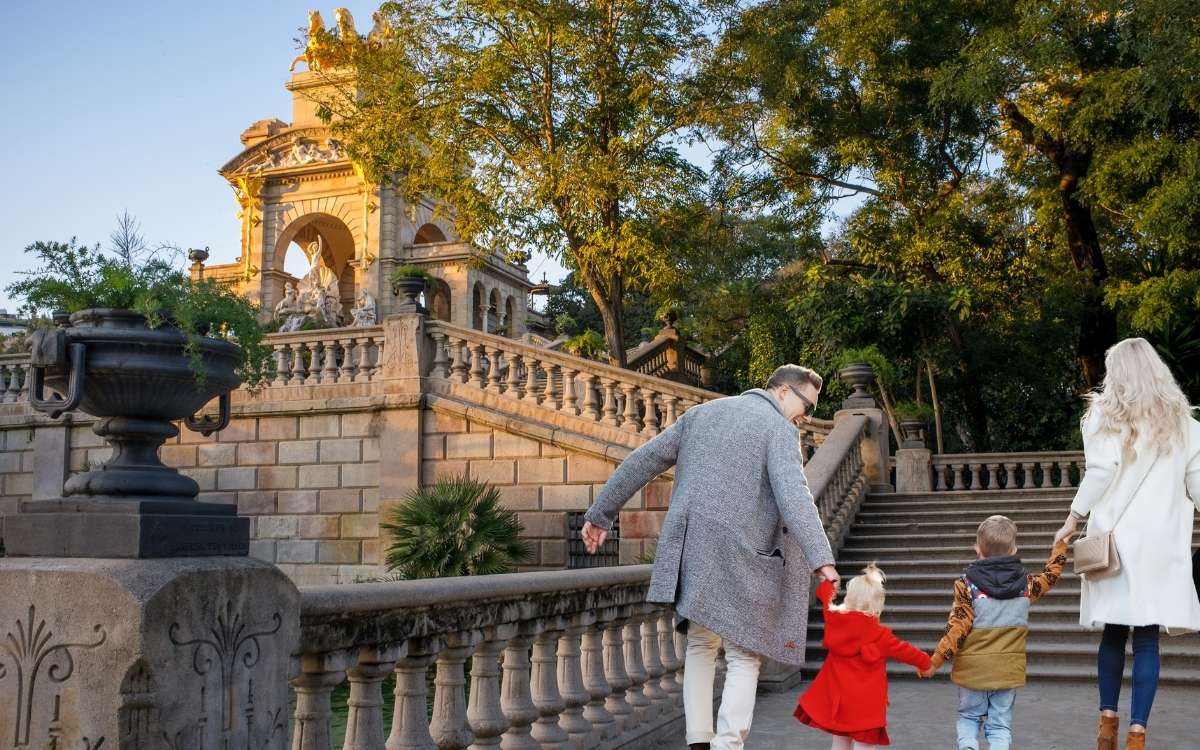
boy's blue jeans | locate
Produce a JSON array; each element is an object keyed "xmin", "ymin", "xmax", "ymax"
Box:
[{"xmin": 956, "ymin": 688, "xmax": 1016, "ymax": 750}]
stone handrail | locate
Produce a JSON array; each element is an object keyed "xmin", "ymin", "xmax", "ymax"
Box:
[
  {"xmin": 295, "ymin": 565, "xmax": 684, "ymax": 750},
  {"xmin": 931, "ymin": 451, "xmax": 1084, "ymax": 491},
  {"xmin": 0, "ymin": 353, "xmax": 30, "ymax": 403},
  {"xmin": 262, "ymin": 325, "xmax": 386, "ymax": 387},
  {"xmin": 803, "ymin": 414, "xmax": 870, "ymax": 552}
]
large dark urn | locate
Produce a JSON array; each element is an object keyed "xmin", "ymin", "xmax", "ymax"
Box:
[
  {"xmin": 392, "ymin": 275, "xmax": 427, "ymax": 313},
  {"xmin": 837, "ymin": 361, "xmax": 877, "ymax": 408},
  {"xmin": 5, "ymin": 309, "xmax": 250, "ymax": 558}
]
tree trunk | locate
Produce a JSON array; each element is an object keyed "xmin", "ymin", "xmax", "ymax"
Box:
[
  {"xmin": 874, "ymin": 380, "xmax": 903, "ymax": 451},
  {"xmin": 926, "ymin": 360, "xmax": 945, "ymax": 454},
  {"xmin": 589, "ymin": 274, "xmax": 628, "ymax": 368}
]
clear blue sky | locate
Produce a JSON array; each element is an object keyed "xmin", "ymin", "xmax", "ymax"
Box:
[{"xmin": 0, "ymin": 1, "xmax": 571, "ymax": 315}]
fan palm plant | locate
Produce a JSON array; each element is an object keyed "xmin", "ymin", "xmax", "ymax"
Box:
[{"xmin": 382, "ymin": 475, "xmax": 533, "ymax": 578}]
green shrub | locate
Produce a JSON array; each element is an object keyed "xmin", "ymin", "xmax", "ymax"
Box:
[
  {"xmin": 382, "ymin": 475, "xmax": 533, "ymax": 578},
  {"xmin": 390, "ymin": 264, "xmax": 431, "ymax": 282}
]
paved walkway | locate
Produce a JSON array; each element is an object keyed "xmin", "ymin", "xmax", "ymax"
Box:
[{"xmin": 745, "ymin": 678, "xmax": 1200, "ymax": 748}]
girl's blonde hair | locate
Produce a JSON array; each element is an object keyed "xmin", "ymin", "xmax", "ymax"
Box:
[
  {"xmin": 1083, "ymin": 337, "xmax": 1195, "ymax": 457},
  {"xmin": 834, "ymin": 563, "xmax": 887, "ymax": 617}
]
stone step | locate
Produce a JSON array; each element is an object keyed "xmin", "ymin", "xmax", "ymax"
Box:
[
  {"xmin": 839, "ymin": 544, "xmax": 1062, "ymax": 562},
  {"xmin": 853, "ymin": 575, "xmax": 1083, "ymax": 594},
  {"xmin": 857, "ymin": 497, "xmax": 1075, "ymax": 514},
  {"xmin": 842, "ymin": 530, "xmax": 1200, "ymax": 549},
  {"xmin": 865, "ymin": 489, "xmax": 1075, "ymax": 504},
  {"xmin": 856, "ymin": 508, "xmax": 1071, "ymax": 524},
  {"xmin": 809, "ymin": 603, "xmax": 1098, "ymax": 626},
  {"xmin": 798, "ymin": 657, "xmax": 1200, "ymax": 686},
  {"xmin": 863, "ymin": 587, "xmax": 1083, "ymax": 606},
  {"xmin": 852, "ymin": 520, "xmax": 1075, "ymax": 535}
]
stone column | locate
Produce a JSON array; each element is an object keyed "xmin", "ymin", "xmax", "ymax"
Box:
[{"xmin": 895, "ymin": 448, "xmax": 933, "ymax": 493}]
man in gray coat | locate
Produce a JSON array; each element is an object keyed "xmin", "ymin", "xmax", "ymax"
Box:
[{"xmin": 582, "ymin": 364, "xmax": 840, "ymax": 750}]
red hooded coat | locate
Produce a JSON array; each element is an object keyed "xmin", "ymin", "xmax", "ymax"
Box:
[{"xmin": 795, "ymin": 580, "xmax": 932, "ymax": 744}]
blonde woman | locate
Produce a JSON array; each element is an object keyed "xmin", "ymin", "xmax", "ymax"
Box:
[{"xmin": 1053, "ymin": 338, "xmax": 1200, "ymax": 750}]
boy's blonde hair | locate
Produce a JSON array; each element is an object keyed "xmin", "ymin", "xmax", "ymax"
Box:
[
  {"xmin": 976, "ymin": 515, "xmax": 1018, "ymax": 557},
  {"xmin": 835, "ymin": 563, "xmax": 887, "ymax": 617}
]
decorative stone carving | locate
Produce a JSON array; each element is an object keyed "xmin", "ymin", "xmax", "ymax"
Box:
[{"xmin": 350, "ymin": 288, "xmax": 378, "ymax": 327}]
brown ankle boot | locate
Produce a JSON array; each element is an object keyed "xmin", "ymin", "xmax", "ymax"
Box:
[
  {"xmin": 1126, "ymin": 729, "xmax": 1146, "ymax": 750},
  {"xmin": 1097, "ymin": 715, "xmax": 1119, "ymax": 750}
]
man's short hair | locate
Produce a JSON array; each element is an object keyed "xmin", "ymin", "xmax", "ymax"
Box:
[
  {"xmin": 976, "ymin": 515, "xmax": 1018, "ymax": 557},
  {"xmin": 765, "ymin": 364, "xmax": 824, "ymax": 393}
]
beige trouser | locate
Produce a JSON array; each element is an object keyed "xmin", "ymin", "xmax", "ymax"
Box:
[{"xmin": 682, "ymin": 621, "xmax": 763, "ymax": 749}]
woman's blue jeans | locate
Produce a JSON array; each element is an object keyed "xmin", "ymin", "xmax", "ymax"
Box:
[{"xmin": 1098, "ymin": 623, "xmax": 1160, "ymax": 728}]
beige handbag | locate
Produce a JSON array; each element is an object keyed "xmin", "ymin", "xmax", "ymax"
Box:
[{"xmin": 1073, "ymin": 456, "xmax": 1158, "ymax": 579}]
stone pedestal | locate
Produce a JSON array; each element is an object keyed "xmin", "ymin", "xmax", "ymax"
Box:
[
  {"xmin": 895, "ymin": 448, "xmax": 933, "ymax": 493},
  {"xmin": 0, "ymin": 557, "xmax": 299, "ymax": 749}
]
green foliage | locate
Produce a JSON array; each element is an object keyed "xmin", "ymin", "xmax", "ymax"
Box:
[
  {"xmin": 6, "ymin": 238, "xmax": 271, "ymax": 392},
  {"xmin": 893, "ymin": 401, "xmax": 933, "ymax": 420},
  {"xmin": 561, "ymin": 330, "xmax": 608, "ymax": 361},
  {"xmin": 390, "ymin": 264, "xmax": 431, "ymax": 281},
  {"xmin": 382, "ymin": 476, "xmax": 533, "ymax": 579},
  {"xmin": 323, "ymin": 0, "xmax": 720, "ymax": 364}
]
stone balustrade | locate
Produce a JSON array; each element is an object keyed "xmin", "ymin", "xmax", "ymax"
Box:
[
  {"xmin": 931, "ymin": 451, "xmax": 1083, "ymax": 492},
  {"xmin": 263, "ymin": 326, "xmax": 387, "ymax": 387},
  {"xmin": 0, "ymin": 353, "xmax": 30, "ymax": 403},
  {"xmin": 804, "ymin": 414, "xmax": 870, "ymax": 552},
  {"xmin": 294, "ymin": 565, "xmax": 687, "ymax": 750}
]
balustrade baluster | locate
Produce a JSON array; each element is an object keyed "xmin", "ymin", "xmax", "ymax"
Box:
[
  {"xmin": 291, "ymin": 652, "xmax": 347, "ymax": 750},
  {"xmin": 288, "ymin": 342, "xmax": 307, "ymax": 385},
  {"xmin": 622, "ymin": 617, "xmax": 652, "ymax": 724},
  {"xmin": 600, "ymin": 379, "xmax": 619, "ymax": 426},
  {"xmin": 467, "ymin": 626, "xmax": 513, "ymax": 749},
  {"xmin": 950, "ymin": 463, "xmax": 966, "ymax": 491},
  {"xmin": 661, "ymin": 395, "xmax": 679, "ymax": 427},
  {"xmin": 1000, "ymin": 462, "xmax": 1016, "ymax": 489},
  {"xmin": 969, "ymin": 462, "xmax": 983, "ymax": 490},
  {"xmin": 322, "ymin": 338, "xmax": 339, "ymax": 382},
  {"xmin": 305, "ymin": 341, "xmax": 325, "ymax": 384},
  {"xmin": 657, "ymin": 612, "xmax": 682, "ymax": 707},
  {"xmin": 431, "ymin": 631, "xmax": 480, "ymax": 750},
  {"xmin": 337, "ymin": 337, "xmax": 356, "ymax": 382},
  {"xmin": 486, "ymin": 347, "xmax": 504, "ymax": 394},
  {"xmin": 556, "ymin": 620, "xmax": 593, "ymax": 748},
  {"xmin": 1059, "ymin": 460, "xmax": 1076, "ymax": 488},
  {"xmin": 430, "ymin": 332, "xmax": 450, "ymax": 380},
  {"xmin": 388, "ymin": 637, "xmax": 440, "ymax": 750},
  {"xmin": 559, "ymin": 368, "xmax": 578, "ymax": 416},
  {"xmin": 580, "ymin": 622, "xmax": 616, "ymax": 744},
  {"xmin": 469, "ymin": 344, "xmax": 487, "ymax": 388},
  {"xmin": 1039, "ymin": 461, "xmax": 1054, "ymax": 489},
  {"xmin": 0, "ymin": 365, "xmax": 12, "ymax": 403},
  {"xmin": 19, "ymin": 364, "xmax": 30, "ymax": 402},
  {"xmin": 640, "ymin": 390, "xmax": 660, "ymax": 436},
  {"xmin": 602, "ymin": 616, "xmax": 634, "ymax": 732},
  {"xmin": 500, "ymin": 628, "xmax": 539, "ymax": 750},
  {"xmin": 272, "ymin": 344, "xmax": 289, "ymax": 387},
  {"xmin": 529, "ymin": 624, "xmax": 569, "ymax": 749},
  {"xmin": 449, "ymin": 338, "xmax": 469, "ymax": 383},
  {"xmin": 1020, "ymin": 462, "xmax": 1036, "ymax": 489},
  {"xmin": 639, "ymin": 610, "xmax": 668, "ymax": 717},
  {"xmin": 581, "ymin": 375, "xmax": 601, "ymax": 421},
  {"xmin": 984, "ymin": 463, "xmax": 998, "ymax": 490},
  {"xmin": 619, "ymin": 383, "xmax": 640, "ymax": 433},
  {"xmin": 344, "ymin": 646, "xmax": 400, "ymax": 750},
  {"xmin": 504, "ymin": 353, "xmax": 522, "ymax": 397},
  {"xmin": 541, "ymin": 362, "xmax": 559, "ymax": 409},
  {"xmin": 521, "ymin": 358, "xmax": 541, "ymax": 404},
  {"xmin": 354, "ymin": 336, "xmax": 373, "ymax": 382},
  {"xmin": 934, "ymin": 462, "xmax": 948, "ymax": 491}
]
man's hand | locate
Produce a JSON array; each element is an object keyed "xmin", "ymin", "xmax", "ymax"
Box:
[
  {"xmin": 581, "ymin": 521, "xmax": 608, "ymax": 554},
  {"xmin": 815, "ymin": 565, "xmax": 841, "ymax": 589},
  {"xmin": 918, "ymin": 663, "xmax": 938, "ymax": 679}
]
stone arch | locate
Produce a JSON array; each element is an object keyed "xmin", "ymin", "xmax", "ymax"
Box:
[
  {"xmin": 413, "ymin": 223, "xmax": 447, "ymax": 244},
  {"xmin": 487, "ymin": 288, "xmax": 502, "ymax": 334},
  {"xmin": 428, "ymin": 277, "xmax": 452, "ymax": 322},
  {"xmin": 271, "ymin": 213, "xmax": 357, "ymax": 323},
  {"xmin": 504, "ymin": 295, "xmax": 518, "ymax": 337},
  {"xmin": 472, "ymin": 282, "xmax": 486, "ymax": 330}
]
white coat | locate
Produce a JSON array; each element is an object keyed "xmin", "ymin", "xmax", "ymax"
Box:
[{"xmin": 1071, "ymin": 412, "xmax": 1200, "ymax": 632}]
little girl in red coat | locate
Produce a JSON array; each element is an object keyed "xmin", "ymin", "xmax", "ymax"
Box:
[{"xmin": 795, "ymin": 564, "xmax": 931, "ymax": 749}]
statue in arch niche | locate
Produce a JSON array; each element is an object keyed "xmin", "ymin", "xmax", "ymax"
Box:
[
  {"xmin": 274, "ymin": 234, "xmax": 344, "ymax": 330},
  {"xmin": 351, "ymin": 288, "xmax": 378, "ymax": 327}
]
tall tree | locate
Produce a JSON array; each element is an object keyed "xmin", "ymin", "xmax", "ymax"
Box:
[{"xmin": 322, "ymin": 0, "xmax": 715, "ymax": 366}]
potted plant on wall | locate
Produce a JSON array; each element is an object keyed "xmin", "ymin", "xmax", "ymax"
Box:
[
  {"xmin": 893, "ymin": 400, "xmax": 934, "ymax": 449},
  {"xmin": 2, "ymin": 238, "xmax": 271, "ymax": 557},
  {"xmin": 389, "ymin": 264, "xmax": 430, "ymax": 313}
]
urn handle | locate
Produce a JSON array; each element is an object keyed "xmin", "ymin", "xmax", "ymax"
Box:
[
  {"xmin": 28, "ymin": 337, "xmax": 87, "ymax": 419},
  {"xmin": 184, "ymin": 392, "xmax": 231, "ymax": 436}
]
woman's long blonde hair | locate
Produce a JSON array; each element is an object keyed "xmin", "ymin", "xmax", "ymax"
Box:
[{"xmin": 1083, "ymin": 337, "xmax": 1195, "ymax": 456}]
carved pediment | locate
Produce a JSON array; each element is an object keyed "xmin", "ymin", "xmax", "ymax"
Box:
[{"xmin": 220, "ymin": 127, "xmax": 349, "ymax": 176}]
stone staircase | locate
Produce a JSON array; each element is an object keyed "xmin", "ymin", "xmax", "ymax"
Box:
[{"xmin": 805, "ymin": 488, "xmax": 1200, "ymax": 684}]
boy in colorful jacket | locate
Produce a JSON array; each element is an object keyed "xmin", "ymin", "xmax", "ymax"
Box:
[{"xmin": 919, "ymin": 515, "xmax": 1069, "ymax": 750}]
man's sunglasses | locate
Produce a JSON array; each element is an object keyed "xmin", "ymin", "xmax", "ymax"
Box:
[{"xmin": 787, "ymin": 385, "xmax": 815, "ymax": 416}]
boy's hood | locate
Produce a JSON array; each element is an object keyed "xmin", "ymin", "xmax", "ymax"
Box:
[{"xmin": 964, "ymin": 555, "xmax": 1028, "ymax": 599}]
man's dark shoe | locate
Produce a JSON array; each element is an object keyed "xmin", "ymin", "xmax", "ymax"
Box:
[{"xmin": 689, "ymin": 744, "xmax": 710, "ymax": 750}]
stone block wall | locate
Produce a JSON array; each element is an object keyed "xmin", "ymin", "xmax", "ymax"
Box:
[
  {"xmin": 419, "ymin": 410, "xmax": 672, "ymax": 568},
  {"xmin": 0, "ymin": 425, "xmax": 35, "ymax": 544}
]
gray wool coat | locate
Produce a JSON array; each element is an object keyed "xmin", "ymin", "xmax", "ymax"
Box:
[{"xmin": 584, "ymin": 389, "xmax": 835, "ymax": 665}]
